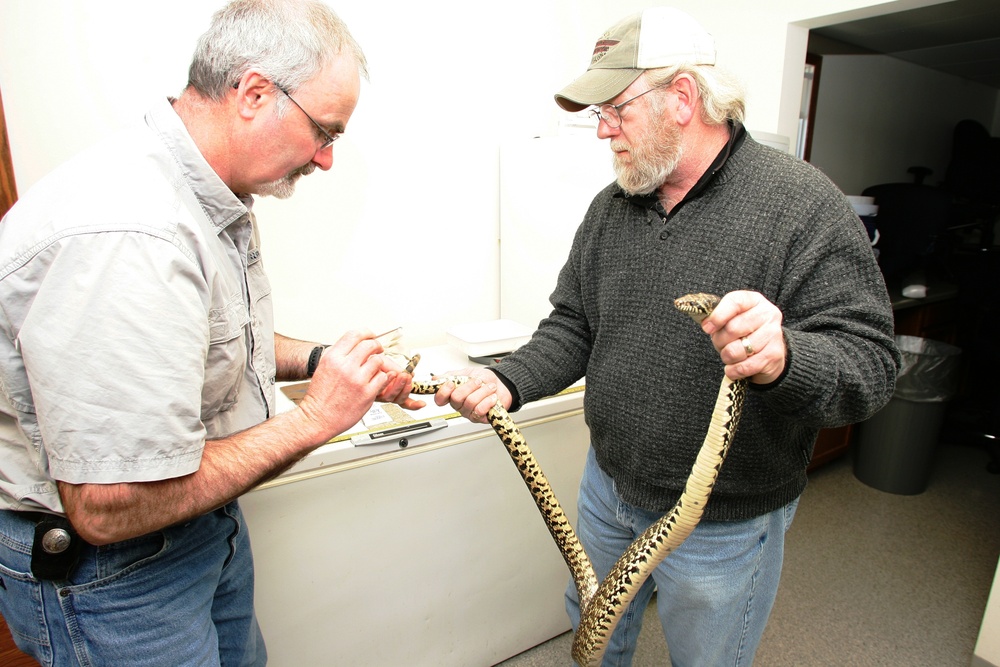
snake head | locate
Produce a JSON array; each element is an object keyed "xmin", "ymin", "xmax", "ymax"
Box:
[{"xmin": 673, "ymin": 292, "xmax": 721, "ymax": 324}]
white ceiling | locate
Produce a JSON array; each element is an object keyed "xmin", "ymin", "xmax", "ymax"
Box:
[{"xmin": 809, "ymin": 0, "xmax": 1000, "ymax": 89}]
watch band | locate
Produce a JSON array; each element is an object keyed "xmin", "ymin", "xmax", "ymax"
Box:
[{"xmin": 306, "ymin": 345, "xmax": 326, "ymax": 378}]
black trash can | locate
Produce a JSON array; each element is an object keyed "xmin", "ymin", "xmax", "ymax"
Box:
[{"xmin": 854, "ymin": 335, "xmax": 962, "ymax": 494}]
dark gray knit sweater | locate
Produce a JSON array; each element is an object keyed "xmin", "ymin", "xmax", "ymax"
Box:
[{"xmin": 494, "ymin": 134, "xmax": 900, "ymax": 521}]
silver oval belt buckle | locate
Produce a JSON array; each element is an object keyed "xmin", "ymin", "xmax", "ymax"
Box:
[{"xmin": 31, "ymin": 517, "xmax": 84, "ymax": 581}]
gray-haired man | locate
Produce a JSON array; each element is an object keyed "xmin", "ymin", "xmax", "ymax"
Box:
[
  {"xmin": 438, "ymin": 7, "xmax": 899, "ymax": 664},
  {"xmin": 0, "ymin": 2, "xmax": 419, "ymax": 663}
]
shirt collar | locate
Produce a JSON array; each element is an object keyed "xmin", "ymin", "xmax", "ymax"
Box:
[
  {"xmin": 615, "ymin": 120, "xmax": 747, "ymax": 217},
  {"xmin": 145, "ymin": 98, "xmax": 251, "ymax": 232}
]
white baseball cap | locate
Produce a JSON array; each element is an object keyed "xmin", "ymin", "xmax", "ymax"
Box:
[{"xmin": 555, "ymin": 7, "xmax": 717, "ymax": 112}]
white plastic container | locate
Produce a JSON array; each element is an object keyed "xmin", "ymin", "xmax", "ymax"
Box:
[{"xmin": 446, "ymin": 320, "xmax": 532, "ymax": 358}]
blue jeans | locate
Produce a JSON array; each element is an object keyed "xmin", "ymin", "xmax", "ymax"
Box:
[
  {"xmin": 566, "ymin": 448, "xmax": 799, "ymax": 667},
  {"xmin": 0, "ymin": 501, "xmax": 266, "ymax": 666}
]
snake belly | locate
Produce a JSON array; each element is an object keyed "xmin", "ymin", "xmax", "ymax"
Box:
[{"xmin": 410, "ymin": 293, "xmax": 744, "ymax": 666}]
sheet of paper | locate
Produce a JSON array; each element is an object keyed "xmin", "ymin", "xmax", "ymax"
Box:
[{"xmin": 361, "ymin": 403, "xmax": 395, "ymax": 428}]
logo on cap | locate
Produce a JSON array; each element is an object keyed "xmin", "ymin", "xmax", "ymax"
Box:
[{"xmin": 591, "ymin": 39, "xmax": 619, "ymax": 64}]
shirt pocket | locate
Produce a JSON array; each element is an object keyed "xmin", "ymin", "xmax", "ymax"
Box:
[{"xmin": 203, "ymin": 296, "xmax": 249, "ymax": 419}]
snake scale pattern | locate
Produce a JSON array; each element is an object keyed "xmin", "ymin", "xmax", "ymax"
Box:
[{"xmin": 410, "ymin": 293, "xmax": 745, "ymax": 666}]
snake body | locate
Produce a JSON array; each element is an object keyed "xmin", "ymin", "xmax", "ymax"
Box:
[{"xmin": 410, "ymin": 293, "xmax": 744, "ymax": 666}]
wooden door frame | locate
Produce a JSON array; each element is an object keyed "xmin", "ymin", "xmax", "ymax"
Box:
[
  {"xmin": 1, "ymin": 85, "xmax": 18, "ymax": 218},
  {"xmin": 802, "ymin": 52, "xmax": 823, "ymax": 163},
  {"xmin": 0, "ymin": 86, "xmax": 32, "ymax": 665}
]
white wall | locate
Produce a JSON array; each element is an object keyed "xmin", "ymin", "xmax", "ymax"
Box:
[
  {"xmin": 0, "ymin": 0, "xmax": 935, "ymax": 348},
  {"xmin": 808, "ymin": 53, "xmax": 1000, "ymax": 196}
]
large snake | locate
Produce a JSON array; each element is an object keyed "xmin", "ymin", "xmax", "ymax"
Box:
[{"xmin": 410, "ymin": 293, "xmax": 745, "ymax": 666}]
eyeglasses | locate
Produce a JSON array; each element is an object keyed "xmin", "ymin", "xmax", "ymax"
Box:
[
  {"xmin": 590, "ymin": 82, "xmax": 671, "ymax": 128},
  {"xmin": 274, "ymin": 84, "xmax": 340, "ymax": 150}
]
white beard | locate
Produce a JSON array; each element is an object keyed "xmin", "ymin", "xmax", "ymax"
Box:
[
  {"xmin": 255, "ymin": 162, "xmax": 317, "ymax": 199},
  {"xmin": 612, "ymin": 120, "xmax": 683, "ymax": 196}
]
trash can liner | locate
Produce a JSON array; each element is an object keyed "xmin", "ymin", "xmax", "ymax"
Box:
[
  {"xmin": 891, "ymin": 334, "xmax": 962, "ymax": 402},
  {"xmin": 853, "ymin": 335, "xmax": 962, "ymax": 494}
]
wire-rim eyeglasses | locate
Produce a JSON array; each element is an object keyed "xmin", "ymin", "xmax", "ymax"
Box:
[
  {"xmin": 589, "ymin": 81, "xmax": 673, "ymax": 128},
  {"xmin": 274, "ymin": 84, "xmax": 340, "ymax": 150}
]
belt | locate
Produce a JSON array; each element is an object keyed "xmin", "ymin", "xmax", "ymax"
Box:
[{"xmin": 9, "ymin": 510, "xmax": 62, "ymax": 524}]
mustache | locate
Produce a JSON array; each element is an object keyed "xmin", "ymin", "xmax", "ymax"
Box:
[{"xmin": 292, "ymin": 162, "xmax": 317, "ymax": 179}]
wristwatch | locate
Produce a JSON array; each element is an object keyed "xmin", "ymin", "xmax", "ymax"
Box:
[{"xmin": 306, "ymin": 345, "xmax": 327, "ymax": 378}]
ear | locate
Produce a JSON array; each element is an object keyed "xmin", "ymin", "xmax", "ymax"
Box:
[
  {"xmin": 232, "ymin": 71, "xmax": 274, "ymax": 121},
  {"xmin": 670, "ymin": 74, "xmax": 699, "ymax": 126}
]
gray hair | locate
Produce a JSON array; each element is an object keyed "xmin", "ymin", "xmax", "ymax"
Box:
[
  {"xmin": 187, "ymin": 0, "xmax": 369, "ymax": 104},
  {"xmin": 645, "ymin": 63, "xmax": 746, "ymax": 126}
]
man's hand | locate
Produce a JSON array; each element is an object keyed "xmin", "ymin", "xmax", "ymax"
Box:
[
  {"xmin": 433, "ymin": 368, "xmax": 512, "ymax": 423},
  {"xmin": 297, "ymin": 329, "xmax": 389, "ymax": 438},
  {"xmin": 699, "ymin": 290, "xmax": 786, "ymax": 384},
  {"xmin": 376, "ymin": 355, "xmax": 427, "ymax": 411}
]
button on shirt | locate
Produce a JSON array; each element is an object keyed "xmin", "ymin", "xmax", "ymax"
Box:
[{"xmin": 0, "ymin": 98, "xmax": 277, "ymax": 513}]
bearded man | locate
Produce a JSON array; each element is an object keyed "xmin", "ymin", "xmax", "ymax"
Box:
[{"xmin": 436, "ymin": 7, "xmax": 899, "ymax": 665}]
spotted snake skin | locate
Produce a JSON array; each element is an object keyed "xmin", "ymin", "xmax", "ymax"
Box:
[{"xmin": 410, "ymin": 293, "xmax": 745, "ymax": 666}]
